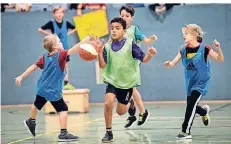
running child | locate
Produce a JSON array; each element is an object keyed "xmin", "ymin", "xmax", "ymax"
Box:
[
  {"xmin": 98, "ymin": 17, "xmax": 157, "ymax": 142},
  {"xmin": 120, "ymin": 5, "xmax": 157, "ymax": 128},
  {"xmin": 164, "ymin": 24, "xmax": 224, "ymax": 140}
]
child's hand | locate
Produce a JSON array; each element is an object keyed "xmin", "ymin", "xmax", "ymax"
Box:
[
  {"xmin": 213, "ymin": 39, "xmax": 221, "ymax": 49},
  {"xmin": 164, "ymin": 61, "xmax": 174, "ymax": 68},
  {"xmin": 81, "ymin": 35, "xmax": 94, "ymax": 43},
  {"xmin": 148, "ymin": 47, "xmax": 157, "ymax": 56},
  {"xmin": 95, "ymin": 39, "xmax": 105, "ymax": 54},
  {"xmin": 15, "ymin": 76, "xmax": 23, "ymax": 86},
  {"xmin": 150, "ymin": 35, "xmax": 158, "ymax": 41}
]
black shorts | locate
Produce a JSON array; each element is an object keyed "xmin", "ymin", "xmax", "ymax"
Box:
[
  {"xmin": 34, "ymin": 95, "xmax": 68, "ymax": 113},
  {"xmin": 106, "ymin": 84, "xmax": 133, "ymax": 105},
  {"xmin": 66, "ymin": 55, "xmax": 70, "ymax": 62}
]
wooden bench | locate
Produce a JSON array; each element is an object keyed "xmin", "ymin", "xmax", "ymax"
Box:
[{"xmin": 44, "ymin": 89, "xmax": 90, "ymax": 114}]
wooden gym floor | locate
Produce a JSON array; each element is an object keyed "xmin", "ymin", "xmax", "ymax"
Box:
[{"xmin": 2, "ymin": 101, "xmax": 231, "ymax": 144}]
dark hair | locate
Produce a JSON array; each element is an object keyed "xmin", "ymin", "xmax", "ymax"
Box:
[
  {"xmin": 110, "ymin": 17, "xmax": 127, "ymax": 29},
  {"xmin": 120, "ymin": 5, "xmax": 135, "ymax": 16}
]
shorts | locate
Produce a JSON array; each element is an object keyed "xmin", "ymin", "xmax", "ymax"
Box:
[
  {"xmin": 34, "ymin": 95, "xmax": 68, "ymax": 113},
  {"xmin": 106, "ymin": 84, "xmax": 133, "ymax": 105},
  {"xmin": 66, "ymin": 55, "xmax": 70, "ymax": 62}
]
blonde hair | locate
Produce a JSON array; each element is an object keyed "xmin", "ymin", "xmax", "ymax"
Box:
[
  {"xmin": 183, "ymin": 24, "xmax": 205, "ymax": 41},
  {"xmin": 43, "ymin": 34, "xmax": 58, "ymax": 52}
]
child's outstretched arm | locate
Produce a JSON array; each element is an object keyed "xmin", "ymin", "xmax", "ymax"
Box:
[
  {"xmin": 142, "ymin": 35, "xmax": 158, "ymax": 46},
  {"xmin": 67, "ymin": 35, "xmax": 94, "ymax": 55},
  {"xmin": 208, "ymin": 39, "xmax": 224, "ymax": 62},
  {"xmin": 135, "ymin": 26, "xmax": 157, "ymax": 46},
  {"xmin": 142, "ymin": 47, "xmax": 157, "ymax": 63},
  {"xmin": 132, "ymin": 41, "xmax": 157, "ymax": 63},
  {"xmin": 67, "ymin": 41, "xmax": 82, "ymax": 55},
  {"xmin": 164, "ymin": 51, "xmax": 182, "ymax": 68},
  {"xmin": 15, "ymin": 64, "xmax": 38, "ymax": 86}
]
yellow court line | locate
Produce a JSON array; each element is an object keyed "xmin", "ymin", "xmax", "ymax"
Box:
[{"xmin": 7, "ymin": 114, "xmax": 118, "ymax": 144}]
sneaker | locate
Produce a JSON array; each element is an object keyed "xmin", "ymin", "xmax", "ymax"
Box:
[
  {"xmin": 124, "ymin": 116, "xmax": 137, "ymax": 128},
  {"xmin": 137, "ymin": 110, "xmax": 150, "ymax": 126},
  {"xmin": 128, "ymin": 99, "xmax": 136, "ymax": 116},
  {"xmin": 23, "ymin": 119, "xmax": 36, "ymax": 137},
  {"xmin": 102, "ymin": 131, "xmax": 113, "ymax": 143},
  {"xmin": 202, "ymin": 105, "xmax": 210, "ymax": 126},
  {"xmin": 63, "ymin": 83, "xmax": 75, "ymax": 90},
  {"xmin": 58, "ymin": 131, "xmax": 78, "ymax": 142},
  {"xmin": 176, "ymin": 132, "xmax": 192, "ymax": 140}
]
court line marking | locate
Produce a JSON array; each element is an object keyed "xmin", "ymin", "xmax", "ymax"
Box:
[
  {"xmin": 2, "ymin": 100, "xmax": 231, "ymax": 108},
  {"xmin": 112, "ymin": 116, "xmax": 231, "ymax": 119},
  {"xmin": 167, "ymin": 140, "xmax": 231, "ymax": 143},
  {"xmin": 96, "ymin": 120, "xmax": 231, "ymax": 123},
  {"xmin": 6, "ymin": 102, "xmax": 231, "ymax": 143},
  {"xmin": 7, "ymin": 114, "xmax": 118, "ymax": 144}
]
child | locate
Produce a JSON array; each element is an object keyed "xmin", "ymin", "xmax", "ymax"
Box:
[
  {"xmin": 38, "ymin": 6, "xmax": 76, "ymax": 90},
  {"xmin": 119, "ymin": 5, "xmax": 157, "ymax": 128},
  {"xmin": 15, "ymin": 34, "xmax": 91, "ymax": 142},
  {"xmin": 164, "ymin": 24, "xmax": 224, "ymax": 140},
  {"xmin": 98, "ymin": 17, "xmax": 157, "ymax": 142}
]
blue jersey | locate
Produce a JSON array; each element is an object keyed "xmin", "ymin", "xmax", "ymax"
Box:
[
  {"xmin": 36, "ymin": 52, "xmax": 66, "ymax": 101},
  {"xmin": 181, "ymin": 43, "xmax": 210, "ymax": 96},
  {"xmin": 53, "ymin": 20, "xmax": 69, "ymax": 50}
]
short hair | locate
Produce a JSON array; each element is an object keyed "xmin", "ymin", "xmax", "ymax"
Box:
[
  {"xmin": 120, "ymin": 5, "xmax": 135, "ymax": 16},
  {"xmin": 53, "ymin": 6, "xmax": 64, "ymax": 14},
  {"xmin": 43, "ymin": 34, "xmax": 58, "ymax": 52},
  {"xmin": 110, "ymin": 17, "xmax": 127, "ymax": 29}
]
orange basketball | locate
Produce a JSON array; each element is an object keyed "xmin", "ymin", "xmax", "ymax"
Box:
[{"xmin": 78, "ymin": 39, "xmax": 103, "ymax": 61}]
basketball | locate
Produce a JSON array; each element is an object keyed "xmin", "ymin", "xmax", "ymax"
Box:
[{"xmin": 78, "ymin": 38, "xmax": 103, "ymax": 61}]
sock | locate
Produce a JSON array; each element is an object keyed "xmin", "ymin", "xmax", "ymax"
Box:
[
  {"xmin": 29, "ymin": 118, "xmax": 36, "ymax": 122},
  {"xmin": 64, "ymin": 81, "xmax": 68, "ymax": 86},
  {"xmin": 61, "ymin": 129, "xmax": 67, "ymax": 133},
  {"xmin": 128, "ymin": 99, "xmax": 136, "ymax": 116},
  {"xmin": 130, "ymin": 99, "xmax": 135, "ymax": 107},
  {"xmin": 106, "ymin": 128, "xmax": 112, "ymax": 132},
  {"xmin": 140, "ymin": 112, "xmax": 144, "ymax": 115}
]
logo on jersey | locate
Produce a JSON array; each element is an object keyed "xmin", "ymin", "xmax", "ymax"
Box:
[
  {"xmin": 186, "ymin": 62, "xmax": 196, "ymax": 71},
  {"xmin": 125, "ymin": 92, "xmax": 130, "ymax": 102}
]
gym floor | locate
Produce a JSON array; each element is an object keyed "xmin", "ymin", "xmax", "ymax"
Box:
[{"xmin": 2, "ymin": 101, "xmax": 231, "ymax": 144}]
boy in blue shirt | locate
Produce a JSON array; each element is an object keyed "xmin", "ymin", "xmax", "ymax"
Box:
[
  {"xmin": 15, "ymin": 34, "xmax": 91, "ymax": 142},
  {"xmin": 38, "ymin": 6, "xmax": 76, "ymax": 90}
]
